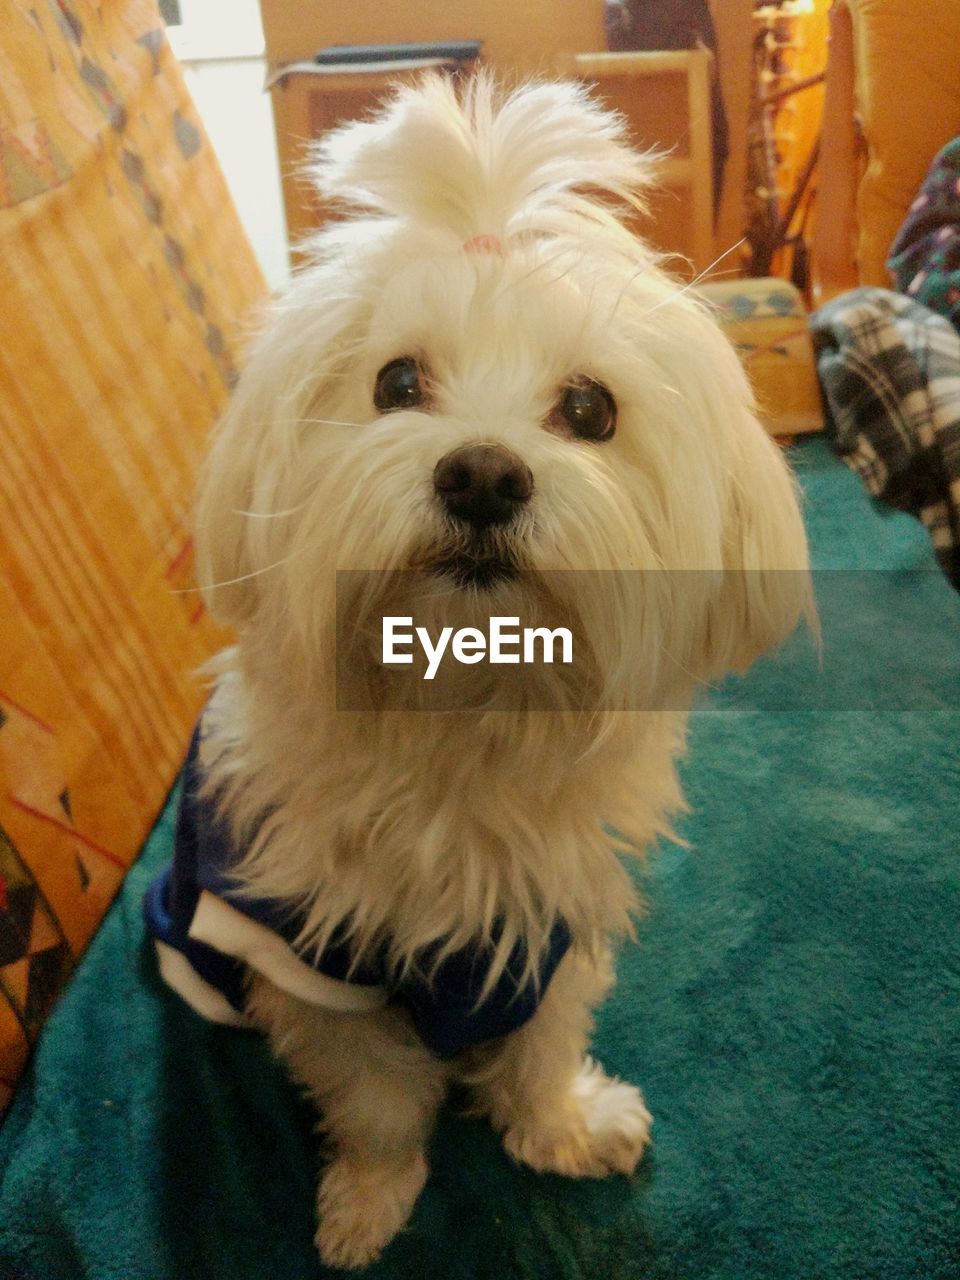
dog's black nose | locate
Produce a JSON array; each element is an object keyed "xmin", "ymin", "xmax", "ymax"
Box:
[{"xmin": 433, "ymin": 444, "xmax": 533, "ymax": 528}]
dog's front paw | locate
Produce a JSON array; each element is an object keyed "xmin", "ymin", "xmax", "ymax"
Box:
[
  {"xmin": 315, "ymin": 1150, "xmax": 427, "ymax": 1270},
  {"xmin": 503, "ymin": 1057, "xmax": 651, "ymax": 1179}
]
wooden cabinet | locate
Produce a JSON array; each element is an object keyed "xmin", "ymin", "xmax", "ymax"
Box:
[
  {"xmin": 571, "ymin": 50, "xmax": 715, "ymax": 276},
  {"xmin": 258, "ymin": 1, "xmax": 719, "ymax": 275}
]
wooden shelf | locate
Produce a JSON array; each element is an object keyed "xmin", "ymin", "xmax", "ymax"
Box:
[{"xmin": 572, "ymin": 48, "xmax": 715, "ymax": 274}]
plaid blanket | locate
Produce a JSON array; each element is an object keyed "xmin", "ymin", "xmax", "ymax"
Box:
[{"xmin": 810, "ymin": 287, "xmax": 960, "ymax": 589}]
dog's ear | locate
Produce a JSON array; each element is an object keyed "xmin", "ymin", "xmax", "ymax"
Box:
[
  {"xmin": 194, "ymin": 281, "xmax": 361, "ymax": 629},
  {"xmin": 699, "ymin": 412, "xmax": 816, "ymax": 679}
]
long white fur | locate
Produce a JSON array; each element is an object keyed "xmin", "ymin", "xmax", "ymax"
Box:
[{"xmin": 193, "ymin": 73, "xmax": 813, "ymax": 1267}]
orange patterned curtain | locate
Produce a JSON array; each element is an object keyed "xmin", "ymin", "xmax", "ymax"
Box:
[{"xmin": 0, "ymin": 0, "xmax": 265, "ymax": 1113}]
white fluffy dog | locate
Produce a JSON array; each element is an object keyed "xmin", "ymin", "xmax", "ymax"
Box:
[{"xmin": 150, "ymin": 74, "xmax": 813, "ymax": 1268}]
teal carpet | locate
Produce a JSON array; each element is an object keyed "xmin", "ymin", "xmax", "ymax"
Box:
[{"xmin": 1, "ymin": 438, "xmax": 959, "ymax": 1279}]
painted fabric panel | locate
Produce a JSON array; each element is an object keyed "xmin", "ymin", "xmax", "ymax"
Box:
[{"xmin": 0, "ymin": 0, "xmax": 265, "ymax": 1114}]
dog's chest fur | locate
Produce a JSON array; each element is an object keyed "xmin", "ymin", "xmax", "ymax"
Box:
[{"xmin": 201, "ymin": 663, "xmax": 686, "ymax": 980}]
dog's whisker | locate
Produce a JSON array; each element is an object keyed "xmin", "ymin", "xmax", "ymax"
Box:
[
  {"xmin": 638, "ymin": 238, "xmax": 747, "ymax": 319},
  {"xmin": 606, "ymin": 237, "xmax": 746, "ymax": 327},
  {"xmin": 238, "ymin": 415, "xmax": 368, "ymax": 432},
  {"xmin": 659, "ymin": 643, "xmax": 716, "ymax": 691},
  {"xmin": 170, "ymin": 546, "xmax": 309, "ymax": 596},
  {"xmin": 233, "ymin": 504, "xmax": 306, "ymax": 520},
  {"xmin": 288, "ymin": 416, "xmax": 367, "ymax": 429},
  {"xmin": 607, "ymin": 255, "xmax": 660, "ymax": 323},
  {"xmin": 296, "ymin": 417, "xmax": 366, "ymax": 429}
]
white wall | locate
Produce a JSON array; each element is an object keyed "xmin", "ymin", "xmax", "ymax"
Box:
[{"xmin": 168, "ymin": 0, "xmax": 290, "ymax": 291}]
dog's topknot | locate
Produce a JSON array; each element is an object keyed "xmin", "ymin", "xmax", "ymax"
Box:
[{"xmin": 310, "ymin": 72, "xmax": 654, "ymax": 245}]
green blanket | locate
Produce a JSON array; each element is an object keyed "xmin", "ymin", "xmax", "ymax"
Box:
[{"xmin": 2, "ymin": 438, "xmax": 959, "ymax": 1280}]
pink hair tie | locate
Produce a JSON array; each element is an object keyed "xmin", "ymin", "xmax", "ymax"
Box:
[{"xmin": 463, "ymin": 234, "xmax": 505, "ymax": 256}]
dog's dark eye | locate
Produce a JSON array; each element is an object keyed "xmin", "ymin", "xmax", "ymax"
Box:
[
  {"xmin": 554, "ymin": 378, "xmax": 617, "ymax": 442},
  {"xmin": 374, "ymin": 357, "xmax": 425, "ymax": 413}
]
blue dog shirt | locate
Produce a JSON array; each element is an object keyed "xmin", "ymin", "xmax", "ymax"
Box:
[{"xmin": 143, "ymin": 723, "xmax": 571, "ymax": 1059}]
